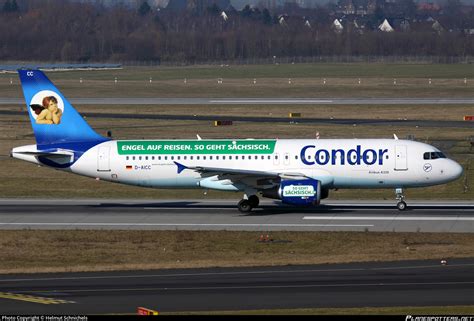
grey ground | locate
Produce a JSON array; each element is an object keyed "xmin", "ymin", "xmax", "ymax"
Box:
[{"xmin": 0, "ymin": 199, "xmax": 472, "ymax": 233}]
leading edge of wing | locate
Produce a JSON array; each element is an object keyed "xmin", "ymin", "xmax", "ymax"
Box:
[{"xmin": 173, "ymin": 161, "xmax": 305, "ymax": 179}]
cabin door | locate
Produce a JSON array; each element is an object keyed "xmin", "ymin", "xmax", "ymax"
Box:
[
  {"xmin": 97, "ymin": 146, "xmax": 111, "ymax": 172},
  {"xmin": 394, "ymin": 145, "xmax": 408, "ymax": 171}
]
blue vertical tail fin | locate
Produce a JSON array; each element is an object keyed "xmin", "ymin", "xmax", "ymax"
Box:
[{"xmin": 18, "ymin": 69, "xmax": 107, "ymax": 147}]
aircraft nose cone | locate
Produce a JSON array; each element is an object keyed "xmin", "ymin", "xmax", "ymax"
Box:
[{"xmin": 451, "ymin": 161, "xmax": 463, "ymax": 180}]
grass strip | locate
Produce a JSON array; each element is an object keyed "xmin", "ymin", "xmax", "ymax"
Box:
[{"xmin": 0, "ymin": 230, "xmax": 472, "ymax": 274}]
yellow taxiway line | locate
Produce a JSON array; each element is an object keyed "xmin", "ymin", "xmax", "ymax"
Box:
[{"xmin": 0, "ymin": 292, "xmax": 74, "ymax": 304}]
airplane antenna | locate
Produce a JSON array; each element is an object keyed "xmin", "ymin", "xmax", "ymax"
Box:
[
  {"xmin": 393, "ymin": 134, "xmax": 399, "ymax": 140},
  {"xmin": 196, "ymin": 134, "xmax": 202, "ymax": 140}
]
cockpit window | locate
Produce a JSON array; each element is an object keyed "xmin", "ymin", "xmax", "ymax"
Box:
[{"xmin": 424, "ymin": 152, "xmax": 446, "ymax": 160}]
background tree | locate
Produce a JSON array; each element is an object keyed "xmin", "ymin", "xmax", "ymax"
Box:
[
  {"xmin": 138, "ymin": 1, "xmax": 151, "ymax": 16},
  {"xmin": 0, "ymin": 0, "xmax": 471, "ymax": 63}
]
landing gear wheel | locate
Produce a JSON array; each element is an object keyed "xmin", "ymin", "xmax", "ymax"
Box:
[
  {"xmin": 248, "ymin": 195, "xmax": 260, "ymax": 208},
  {"xmin": 395, "ymin": 188, "xmax": 407, "ymax": 211},
  {"xmin": 397, "ymin": 201, "xmax": 407, "ymax": 211},
  {"xmin": 238, "ymin": 199, "xmax": 253, "ymax": 213}
]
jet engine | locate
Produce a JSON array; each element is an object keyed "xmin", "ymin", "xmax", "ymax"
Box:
[{"xmin": 262, "ymin": 178, "xmax": 324, "ymax": 206}]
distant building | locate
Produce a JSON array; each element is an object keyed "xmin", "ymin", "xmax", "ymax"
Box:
[
  {"xmin": 336, "ymin": 0, "xmax": 377, "ymax": 16},
  {"xmin": 82, "ymin": 0, "xmax": 168, "ymax": 9},
  {"xmin": 418, "ymin": 2, "xmax": 441, "ymax": 12},
  {"xmin": 378, "ymin": 18, "xmax": 394, "ymax": 32},
  {"xmin": 221, "ymin": 10, "xmax": 228, "ymax": 20},
  {"xmin": 331, "ymin": 18, "xmax": 344, "ymax": 32},
  {"xmin": 166, "ymin": 0, "xmax": 231, "ymax": 11}
]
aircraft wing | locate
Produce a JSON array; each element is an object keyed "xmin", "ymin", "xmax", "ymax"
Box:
[{"xmin": 174, "ymin": 161, "xmax": 307, "ymax": 189}]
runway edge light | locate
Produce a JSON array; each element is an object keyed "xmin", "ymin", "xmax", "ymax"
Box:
[{"xmin": 137, "ymin": 307, "xmax": 159, "ymax": 315}]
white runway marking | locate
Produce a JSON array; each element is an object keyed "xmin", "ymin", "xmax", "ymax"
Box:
[
  {"xmin": 323, "ymin": 203, "xmax": 474, "ymax": 207},
  {"xmin": 210, "ymin": 100, "xmax": 333, "ymax": 104},
  {"xmin": 303, "ymin": 216, "xmax": 474, "ymax": 221},
  {"xmin": 0, "ymin": 222, "xmax": 374, "ymax": 227}
]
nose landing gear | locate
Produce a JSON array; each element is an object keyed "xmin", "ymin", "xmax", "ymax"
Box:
[{"xmin": 395, "ymin": 188, "xmax": 407, "ymax": 211}]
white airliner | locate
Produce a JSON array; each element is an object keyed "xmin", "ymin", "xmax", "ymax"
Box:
[{"xmin": 11, "ymin": 70, "xmax": 463, "ymax": 212}]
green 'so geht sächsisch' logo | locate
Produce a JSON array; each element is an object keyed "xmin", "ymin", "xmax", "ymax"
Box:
[
  {"xmin": 282, "ymin": 185, "xmax": 315, "ymax": 197},
  {"xmin": 117, "ymin": 140, "xmax": 276, "ymax": 155}
]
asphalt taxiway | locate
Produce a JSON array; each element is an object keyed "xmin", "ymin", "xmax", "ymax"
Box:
[
  {"xmin": 0, "ymin": 259, "xmax": 472, "ymax": 314},
  {"xmin": 0, "ymin": 199, "xmax": 472, "ymax": 233}
]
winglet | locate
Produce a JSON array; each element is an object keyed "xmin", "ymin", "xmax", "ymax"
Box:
[{"xmin": 174, "ymin": 161, "xmax": 188, "ymax": 174}]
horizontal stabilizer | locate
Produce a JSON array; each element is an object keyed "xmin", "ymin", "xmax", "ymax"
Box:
[{"xmin": 15, "ymin": 149, "xmax": 74, "ymax": 158}]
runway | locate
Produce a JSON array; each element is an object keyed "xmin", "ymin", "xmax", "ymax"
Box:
[
  {"xmin": 0, "ymin": 110, "xmax": 471, "ymax": 128},
  {"xmin": 0, "ymin": 199, "xmax": 472, "ymax": 233},
  {"xmin": 1, "ymin": 97, "xmax": 474, "ymax": 105},
  {"xmin": 0, "ymin": 259, "xmax": 472, "ymax": 314}
]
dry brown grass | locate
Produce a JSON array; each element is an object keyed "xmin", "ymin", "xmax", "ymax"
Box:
[
  {"xmin": 164, "ymin": 306, "xmax": 474, "ymax": 315},
  {"xmin": 0, "ymin": 230, "xmax": 472, "ymax": 274},
  {"xmin": 1, "ymin": 77, "xmax": 473, "ymax": 98}
]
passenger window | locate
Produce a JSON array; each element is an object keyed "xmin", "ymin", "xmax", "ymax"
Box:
[
  {"xmin": 203, "ymin": 156, "xmax": 206, "ymax": 160},
  {"xmin": 171, "ymin": 156, "xmax": 174, "ymax": 160},
  {"xmin": 216, "ymin": 156, "xmax": 219, "ymax": 160},
  {"xmin": 126, "ymin": 156, "xmax": 129, "ymax": 161},
  {"xmin": 145, "ymin": 156, "xmax": 148, "ymax": 160},
  {"xmin": 223, "ymin": 156, "xmax": 226, "ymax": 160},
  {"xmin": 139, "ymin": 156, "xmax": 142, "ymax": 160},
  {"xmin": 151, "ymin": 156, "xmax": 155, "ymax": 160},
  {"xmin": 177, "ymin": 156, "xmax": 181, "ymax": 160},
  {"xmin": 248, "ymin": 156, "xmax": 251, "ymax": 160},
  {"xmin": 229, "ymin": 156, "xmax": 232, "ymax": 160},
  {"xmin": 132, "ymin": 156, "xmax": 135, "ymax": 160},
  {"xmin": 275, "ymin": 155, "xmax": 278, "ymax": 159},
  {"xmin": 254, "ymin": 155, "xmax": 258, "ymax": 160},
  {"xmin": 158, "ymin": 156, "xmax": 161, "ymax": 160},
  {"xmin": 261, "ymin": 156, "xmax": 264, "ymax": 160},
  {"xmin": 184, "ymin": 156, "xmax": 187, "ymax": 160},
  {"xmin": 268, "ymin": 155, "xmax": 271, "ymax": 160},
  {"xmin": 164, "ymin": 156, "xmax": 168, "ymax": 160},
  {"xmin": 197, "ymin": 156, "xmax": 200, "ymax": 160},
  {"xmin": 295, "ymin": 155, "xmax": 298, "ymax": 160},
  {"xmin": 190, "ymin": 156, "xmax": 193, "ymax": 160},
  {"xmin": 210, "ymin": 156, "xmax": 213, "ymax": 160}
]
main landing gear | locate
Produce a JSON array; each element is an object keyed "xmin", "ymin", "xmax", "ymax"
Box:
[
  {"xmin": 395, "ymin": 188, "xmax": 407, "ymax": 211},
  {"xmin": 238, "ymin": 195, "xmax": 259, "ymax": 213}
]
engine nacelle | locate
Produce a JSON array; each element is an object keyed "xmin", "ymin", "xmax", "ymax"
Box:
[{"xmin": 278, "ymin": 179, "xmax": 321, "ymax": 206}]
